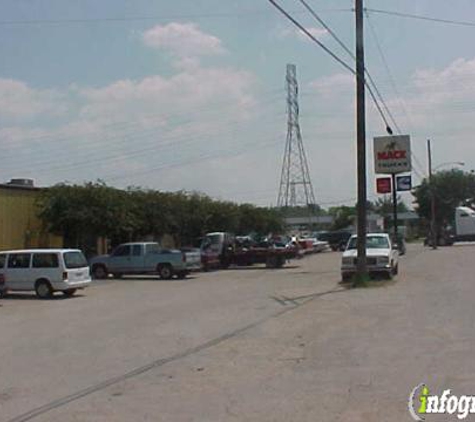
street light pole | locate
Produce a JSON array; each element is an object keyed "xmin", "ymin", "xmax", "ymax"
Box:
[
  {"xmin": 355, "ymin": 0, "xmax": 367, "ymax": 279},
  {"xmin": 427, "ymin": 139, "xmax": 437, "ymax": 250}
]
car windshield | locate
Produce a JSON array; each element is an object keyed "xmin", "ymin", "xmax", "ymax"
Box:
[
  {"xmin": 347, "ymin": 236, "xmax": 390, "ymax": 250},
  {"xmin": 64, "ymin": 251, "xmax": 88, "ymax": 269}
]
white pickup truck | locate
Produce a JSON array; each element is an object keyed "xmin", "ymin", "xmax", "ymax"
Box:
[
  {"xmin": 341, "ymin": 233, "xmax": 399, "ymax": 280},
  {"xmin": 90, "ymin": 242, "xmax": 188, "ymax": 280}
]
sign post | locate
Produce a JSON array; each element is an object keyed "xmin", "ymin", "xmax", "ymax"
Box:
[{"xmin": 374, "ymin": 135, "xmax": 412, "ymax": 245}]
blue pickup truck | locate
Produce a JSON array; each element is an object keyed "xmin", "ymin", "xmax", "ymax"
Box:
[{"xmin": 90, "ymin": 242, "xmax": 188, "ymax": 280}]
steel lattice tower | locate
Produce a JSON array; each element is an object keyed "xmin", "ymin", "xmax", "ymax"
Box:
[{"xmin": 277, "ymin": 64, "xmax": 317, "ymax": 209}]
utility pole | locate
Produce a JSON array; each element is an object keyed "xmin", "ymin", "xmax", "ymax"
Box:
[
  {"xmin": 391, "ymin": 174, "xmax": 398, "ymax": 243},
  {"xmin": 427, "ymin": 139, "xmax": 437, "ymax": 249},
  {"xmin": 355, "ymin": 0, "xmax": 367, "ymax": 279}
]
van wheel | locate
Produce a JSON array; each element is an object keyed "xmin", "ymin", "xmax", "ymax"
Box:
[
  {"xmin": 35, "ymin": 280, "xmax": 52, "ymax": 299},
  {"xmin": 63, "ymin": 289, "xmax": 77, "ymax": 297},
  {"xmin": 158, "ymin": 264, "xmax": 173, "ymax": 280},
  {"xmin": 92, "ymin": 265, "xmax": 108, "ymax": 280}
]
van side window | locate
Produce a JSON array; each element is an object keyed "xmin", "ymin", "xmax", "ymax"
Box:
[
  {"xmin": 460, "ymin": 213, "xmax": 469, "ymax": 217},
  {"xmin": 0, "ymin": 254, "xmax": 6, "ymax": 268},
  {"xmin": 132, "ymin": 245, "xmax": 142, "ymax": 256},
  {"xmin": 8, "ymin": 253, "xmax": 31, "ymax": 269},
  {"xmin": 32, "ymin": 253, "xmax": 59, "ymax": 268}
]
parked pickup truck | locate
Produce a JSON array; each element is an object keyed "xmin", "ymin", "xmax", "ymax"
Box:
[{"xmin": 90, "ymin": 242, "xmax": 188, "ymax": 280}]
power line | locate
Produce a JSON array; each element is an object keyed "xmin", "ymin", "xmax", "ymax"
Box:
[
  {"xmin": 268, "ymin": 0, "xmax": 355, "ymax": 75},
  {"xmin": 271, "ymin": 0, "xmax": 427, "ymax": 187},
  {"xmin": 103, "ymin": 135, "xmax": 281, "ymax": 184},
  {"xmin": 3, "ymin": 115, "xmax": 282, "ymax": 177},
  {"xmin": 0, "ymin": 88, "xmax": 284, "ymax": 151},
  {"xmin": 364, "ymin": 11, "xmax": 427, "ymax": 179},
  {"xmin": 0, "ymin": 8, "xmax": 351, "ymax": 27},
  {"xmin": 297, "ymin": 1, "xmax": 427, "ymax": 179},
  {"xmin": 267, "ymin": 0, "xmax": 393, "ymax": 133},
  {"xmin": 297, "ymin": 0, "xmax": 399, "ymax": 136},
  {"xmin": 365, "ymin": 7, "xmax": 475, "ymax": 28}
]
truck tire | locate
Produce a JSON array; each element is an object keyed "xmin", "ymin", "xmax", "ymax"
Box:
[
  {"xmin": 92, "ymin": 265, "xmax": 108, "ymax": 280},
  {"xmin": 275, "ymin": 256, "xmax": 285, "ymax": 268},
  {"xmin": 158, "ymin": 264, "xmax": 173, "ymax": 280},
  {"xmin": 266, "ymin": 256, "xmax": 278, "ymax": 268}
]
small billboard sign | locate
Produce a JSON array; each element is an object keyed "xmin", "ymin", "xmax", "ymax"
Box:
[
  {"xmin": 376, "ymin": 177, "xmax": 392, "ymax": 194},
  {"xmin": 374, "ymin": 135, "xmax": 411, "ymax": 174},
  {"xmin": 396, "ymin": 175, "xmax": 412, "ymax": 191}
]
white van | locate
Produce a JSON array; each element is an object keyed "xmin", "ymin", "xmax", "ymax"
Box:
[{"xmin": 0, "ymin": 249, "xmax": 91, "ymax": 299}]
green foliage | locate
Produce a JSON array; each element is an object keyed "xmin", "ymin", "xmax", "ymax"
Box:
[
  {"xmin": 412, "ymin": 169, "xmax": 475, "ymax": 226},
  {"xmin": 36, "ymin": 182, "xmax": 285, "ymax": 249},
  {"xmin": 371, "ymin": 196, "xmax": 408, "ymax": 216},
  {"xmin": 328, "ymin": 206, "xmax": 355, "ymax": 230}
]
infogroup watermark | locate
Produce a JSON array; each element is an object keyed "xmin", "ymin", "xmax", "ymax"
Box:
[{"xmin": 409, "ymin": 384, "xmax": 475, "ymax": 420}]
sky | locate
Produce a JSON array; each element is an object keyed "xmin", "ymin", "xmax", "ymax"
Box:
[{"xmin": 1, "ymin": 0, "xmax": 475, "ymax": 208}]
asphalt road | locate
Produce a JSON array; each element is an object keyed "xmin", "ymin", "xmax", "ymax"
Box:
[{"xmin": 1, "ymin": 243, "xmax": 474, "ymax": 421}]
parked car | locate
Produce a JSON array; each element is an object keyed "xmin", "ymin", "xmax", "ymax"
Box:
[
  {"xmin": 318, "ymin": 230, "xmax": 353, "ymax": 251},
  {"xmin": 0, "ymin": 249, "xmax": 91, "ymax": 299},
  {"xmin": 180, "ymin": 247, "xmax": 202, "ymax": 272},
  {"xmin": 341, "ymin": 233, "xmax": 399, "ymax": 281},
  {"xmin": 90, "ymin": 242, "xmax": 188, "ymax": 280}
]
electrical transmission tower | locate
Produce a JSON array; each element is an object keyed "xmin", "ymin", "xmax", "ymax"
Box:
[{"xmin": 277, "ymin": 64, "xmax": 317, "ymax": 211}]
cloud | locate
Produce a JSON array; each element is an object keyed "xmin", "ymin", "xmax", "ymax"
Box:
[
  {"xmin": 78, "ymin": 66, "xmax": 255, "ymax": 124},
  {"xmin": 143, "ymin": 22, "xmax": 225, "ymax": 58},
  {"xmin": 279, "ymin": 26, "xmax": 328, "ymax": 42},
  {"xmin": 0, "ymin": 78, "xmax": 66, "ymax": 120},
  {"xmin": 309, "ymin": 73, "xmax": 353, "ymax": 98},
  {"xmin": 0, "ymin": 58, "xmax": 260, "ymax": 194}
]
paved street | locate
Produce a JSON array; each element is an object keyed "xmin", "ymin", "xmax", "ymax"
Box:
[{"xmin": 1, "ymin": 244, "xmax": 475, "ymax": 421}]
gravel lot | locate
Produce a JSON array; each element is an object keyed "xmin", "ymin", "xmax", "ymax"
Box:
[{"xmin": 1, "ymin": 243, "xmax": 474, "ymax": 422}]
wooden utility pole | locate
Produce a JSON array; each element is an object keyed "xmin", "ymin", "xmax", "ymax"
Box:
[
  {"xmin": 355, "ymin": 0, "xmax": 367, "ymax": 278},
  {"xmin": 427, "ymin": 139, "xmax": 437, "ymax": 249},
  {"xmin": 391, "ymin": 173, "xmax": 398, "ymax": 243}
]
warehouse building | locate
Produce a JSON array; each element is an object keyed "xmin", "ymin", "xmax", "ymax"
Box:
[{"xmin": 0, "ymin": 179, "xmax": 62, "ymax": 250}]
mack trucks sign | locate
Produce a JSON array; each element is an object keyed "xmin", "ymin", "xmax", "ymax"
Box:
[{"xmin": 374, "ymin": 135, "xmax": 411, "ymax": 174}]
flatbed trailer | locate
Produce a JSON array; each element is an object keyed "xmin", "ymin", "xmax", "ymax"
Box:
[{"xmin": 229, "ymin": 246, "xmax": 296, "ymax": 268}]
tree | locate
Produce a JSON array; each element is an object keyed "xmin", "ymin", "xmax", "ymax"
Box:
[
  {"xmin": 36, "ymin": 182, "xmax": 286, "ymax": 252},
  {"xmin": 412, "ymin": 169, "xmax": 475, "ymax": 231},
  {"xmin": 371, "ymin": 196, "xmax": 408, "ymax": 216},
  {"xmin": 328, "ymin": 206, "xmax": 355, "ymax": 231}
]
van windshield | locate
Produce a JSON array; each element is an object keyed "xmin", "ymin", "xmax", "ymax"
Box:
[{"xmin": 64, "ymin": 251, "xmax": 88, "ymax": 269}]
